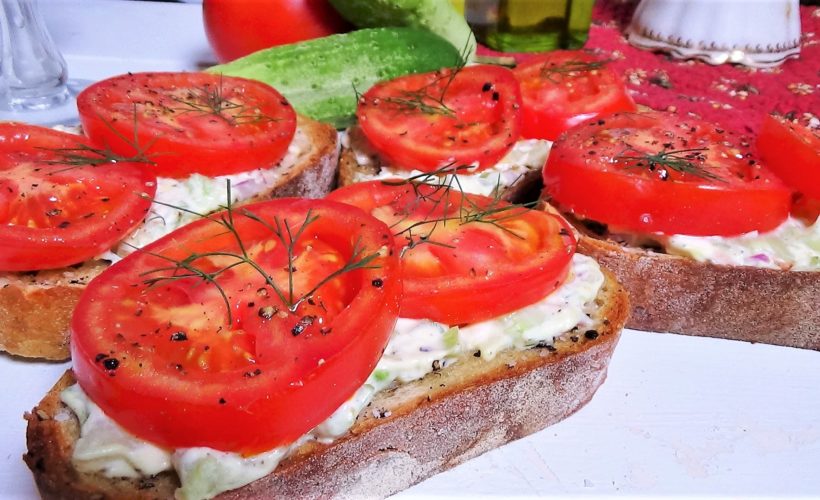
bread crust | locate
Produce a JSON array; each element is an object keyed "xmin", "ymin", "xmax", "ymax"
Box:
[
  {"xmin": 25, "ymin": 272, "xmax": 628, "ymax": 499},
  {"xmin": 338, "ymin": 126, "xmax": 543, "ymax": 204},
  {"xmin": 0, "ymin": 260, "xmax": 109, "ymax": 361},
  {"xmin": 579, "ymin": 236, "xmax": 820, "ymax": 350},
  {"xmin": 0, "ymin": 116, "xmax": 339, "ymax": 361}
]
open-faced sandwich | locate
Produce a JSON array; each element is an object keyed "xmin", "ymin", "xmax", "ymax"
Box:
[
  {"xmin": 0, "ymin": 72, "xmax": 338, "ymax": 360},
  {"xmin": 25, "ymin": 180, "xmax": 628, "ymax": 499},
  {"xmin": 543, "ymin": 110, "xmax": 819, "ymax": 350},
  {"xmin": 339, "ymin": 51, "xmax": 636, "ymax": 202}
]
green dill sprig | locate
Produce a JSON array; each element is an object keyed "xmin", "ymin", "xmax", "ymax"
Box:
[
  {"xmin": 169, "ymin": 74, "xmax": 277, "ymax": 126},
  {"xmin": 614, "ymin": 146, "xmax": 724, "ymax": 182},
  {"xmin": 357, "ymin": 43, "xmax": 470, "ymax": 119},
  {"xmin": 138, "ymin": 181, "xmax": 382, "ymax": 324},
  {"xmin": 381, "ymin": 167, "xmax": 537, "ymax": 256},
  {"xmin": 540, "ymin": 59, "xmax": 611, "ymax": 83},
  {"xmin": 381, "ymin": 164, "xmax": 473, "ymax": 201},
  {"xmin": 239, "ymin": 209, "xmax": 381, "ymax": 311},
  {"xmin": 460, "ymin": 194, "xmax": 535, "ymax": 238},
  {"xmin": 40, "ymin": 105, "xmax": 159, "ymax": 173}
]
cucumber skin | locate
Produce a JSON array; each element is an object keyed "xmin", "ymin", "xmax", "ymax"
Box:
[
  {"xmin": 208, "ymin": 28, "xmax": 462, "ymax": 129},
  {"xmin": 329, "ymin": 0, "xmax": 476, "ymax": 60}
]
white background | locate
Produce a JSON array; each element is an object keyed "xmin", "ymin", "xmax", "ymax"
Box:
[{"xmin": 1, "ymin": 1, "xmax": 818, "ymax": 498}]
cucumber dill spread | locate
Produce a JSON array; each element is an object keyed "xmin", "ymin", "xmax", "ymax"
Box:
[
  {"xmin": 664, "ymin": 216, "xmax": 820, "ymax": 271},
  {"xmin": 346, "ymin": 131, "xmax": 552, "ymax": 198}
]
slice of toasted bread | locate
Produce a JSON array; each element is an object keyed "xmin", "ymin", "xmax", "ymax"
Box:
[
  {"xmin": 0, "ymin": 115, "xmax": 339, "ymax": 361},
  {"xmin": 579, "ymin": 235, "xmax": 820, "ymax": 350},
  {"xmin": 24, "ymin": 271, "xmax": 628, "ymax": 499},
  {"xmin": 338, "ymin": 126, "xmax": 544, "ymax": 204}
]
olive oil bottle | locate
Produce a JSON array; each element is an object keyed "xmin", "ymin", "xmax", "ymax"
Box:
[{"xmin": 465, "ymin": 0, "xmax": 594, "ymax": 52}]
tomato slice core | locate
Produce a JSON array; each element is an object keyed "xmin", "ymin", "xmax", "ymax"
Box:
[
  {"xmin": 328, "ymin": 180, "xmax": 576, "ymax": 324},
  {"xmin": 356, "ymin": 65, "xmax": 522, "ymax": 173},
  {"xmin": 544, "ymin": 112, "xmax": 792, "ymax": 236},
  {"xmin": 77, "ymin": 72, "xmax": 297, "ymax": 178},
  {"xmin": 0, "ymin": 123, "xmax": 156, "ymax": 271},
  {"xmin": 513, "ymin": 50, "xmax": 637, "ymax": 141},
  {"xmin": 71, "ymin": 198, "xmax": 401, "ymax": 453}
]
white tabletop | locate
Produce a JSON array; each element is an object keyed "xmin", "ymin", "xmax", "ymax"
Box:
[{"xmin": 2, "ymin": 1, "xmax": 819, "ymax": 498}]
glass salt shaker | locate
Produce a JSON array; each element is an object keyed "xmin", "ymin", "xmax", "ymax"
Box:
[{"xmin": 0, "ymin": 0, "xmax": 73, "ymax": 122}]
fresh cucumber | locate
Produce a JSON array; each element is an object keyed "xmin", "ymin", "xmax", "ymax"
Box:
[
  {"xmin": 328, "ymin": 0, "xmax": 476, "ymax": 61},
  {"xmin": 208, "ymin": 28, "xmax": 462, "ymax": 129}
]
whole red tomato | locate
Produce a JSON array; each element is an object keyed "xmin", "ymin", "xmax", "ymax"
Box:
[{"xmin": 203, "ymin": 0, "xmax": 351, "ymax": 62}]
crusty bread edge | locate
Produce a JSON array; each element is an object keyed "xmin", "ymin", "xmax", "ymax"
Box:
[
  {"xmin": 25, "ymin": 271, "xmax": 629, "ymax": 499},
  {"xmin": 0, "ymin": 115, "xmax": 339, "ymax": 361},
  {"xmin": 0, "ymin": 260, "xmax": 109, "ymax": 361},
  {"xmin": 337, "ymin": 126, "xmax": 543, "ymax": 204},
  {"xmin": 579, "ymin": 235, "xmax": 820, "ymax": 350}
]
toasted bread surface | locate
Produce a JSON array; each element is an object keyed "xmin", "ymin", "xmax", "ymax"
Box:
[
  {"xmin": 25, "ymin": 271, "xmax": 628, "ymax": 499},
  {"xmin": 338, "ymin": 126, "xmax": 543, "ymax": 204},
  {"xmin": 579, "ymin": 235, "xmax": 820, "ymax": 350},
  {"xmin": 1, "ymin": 115, "xmax": 338, "ymax": 361}
]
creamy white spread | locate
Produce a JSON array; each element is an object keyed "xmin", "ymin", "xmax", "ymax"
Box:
[
  {"xmin": 342, "ymin": 129, "xmax": 551, "ymax": 197},
  {"xmin": 61, "ymin": 385, "xmax": 172, "ymax": 478},
  {"xmin": 100, "ymin": 126, "xmax": 308, "ymax": 261},
  {"xmin": 53, "ymin": 125, "xmax": 307, "ymax": 263},
  {"xmin": 664, "ymin": 216, "xmax": 820, "ymax": 271},
  {"xmin": 61, "ymin": 254, "xmax": 604, "ymax": 500}
]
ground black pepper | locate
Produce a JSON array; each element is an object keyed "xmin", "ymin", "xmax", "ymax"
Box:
[{"xmin": 292, "ymin": 315, "xmax": 315, "ymax": 336}]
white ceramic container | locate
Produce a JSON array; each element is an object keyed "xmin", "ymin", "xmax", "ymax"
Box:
[{"xmin": 626, "ymin": 0, "xmax": 801, "ymax": 68}]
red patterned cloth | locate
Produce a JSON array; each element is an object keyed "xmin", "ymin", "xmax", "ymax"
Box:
[{"xmin": 478, "ymin": 1, "xmax": 820, "ymax": 137}]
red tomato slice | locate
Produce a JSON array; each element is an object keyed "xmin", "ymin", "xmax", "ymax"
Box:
[
  {"xmin": 757, "ymin": 114, "xmax": 820, "ymax": 199},
  {"xmin": 72, "ymin": 198, "xmax": 401, "ymax": 454},
  {"xmin": 0, "ymin": 123, "xmax": 156, "ymax": 271},
  {"xmin": 77, "ymin": 72, "xmax": 296, "ymax": 178},
  {"xmin": 203, "ymin": 0, "xmax": 350, "ymax": 63},
  {"xmin": 327, "ymin": 180, "xmax": 575, "ymax": 325},
  {"xmin": 357, "ymin": 65, "xmax": 522, "ymax": 173},
  {"xmin": 513, "ymin": 50, "xmax": 637, "ymax": 141},
  {"xmin": 544, "ymin": 112, "xmax": 791, "ymax": 236}
]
